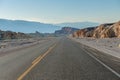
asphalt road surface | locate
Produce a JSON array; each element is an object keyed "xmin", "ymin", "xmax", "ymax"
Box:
[{"xmin": 0, "ymin": 37, "xmax": 120, "ymax": 80}]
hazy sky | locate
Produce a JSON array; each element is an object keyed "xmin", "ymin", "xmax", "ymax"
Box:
[{"xmin": 0, "ymin": 0, "xmax": 120, "ymax": 23}]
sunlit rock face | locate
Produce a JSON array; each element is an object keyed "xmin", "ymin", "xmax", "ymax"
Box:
[
  {"xmin": 99, "ymin": 21, "xmax": 120, "ymax": 38},
  {"xmin": 73, "ymin": 27, "xmax": 95, "ymax": 38},
  {"xmin": 92, "ymin": 23, "xmax": 113, "ymax": 38},
  {"xmin": 72, "ymin": 21, "xmax": 120, "ymax": 38},
  {"xmin": 112, "ymin": 21, "xmax": 120, "ymax": 38}
]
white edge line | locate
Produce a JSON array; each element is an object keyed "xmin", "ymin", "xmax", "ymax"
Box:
[{"xmin": 83, "ymin": 49, "xmax": 120, "ymax": 78}]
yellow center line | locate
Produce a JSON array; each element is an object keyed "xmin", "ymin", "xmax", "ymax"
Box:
[
  {"xmin": 32, "ymin": 55, "xmax": 42, "ymax": 64},
  {"xmin": 17, "ymin": 44, "xmax": 57, "ymax": 80}
]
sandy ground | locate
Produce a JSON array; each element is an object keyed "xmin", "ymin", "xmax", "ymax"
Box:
[
  {"xmin": 69, "ymin": 36, "xmax": 120, "ymax": 59},
  {"xmin": 0, "ymin": 38, "xmax": 49, "ymax": 53}
]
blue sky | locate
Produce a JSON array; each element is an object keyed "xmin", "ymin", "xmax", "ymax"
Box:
[{"xmin": 0, "ymin": 0, "xmax": 120, "ymax": 24}]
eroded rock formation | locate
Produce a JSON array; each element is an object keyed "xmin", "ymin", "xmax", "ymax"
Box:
[{"xmin": 73, "ymin": 21, "xmax": 120, "ymax": 38}]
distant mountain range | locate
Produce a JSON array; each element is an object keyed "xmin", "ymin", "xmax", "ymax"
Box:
[
  {"xmin": 0, "ymin": 19, "xmax": 99, "ymax": 33},
  {"xmin": 0, "ymin": 19, "xmax": 61, "ymax": 33},
  {"xmin": 56, "ymin": 22, "xmax": 99, "ymax": 29}
]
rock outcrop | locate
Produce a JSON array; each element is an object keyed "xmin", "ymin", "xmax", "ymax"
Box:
[
  {"xmin": 111, "ymin": 21, "xmax": 120, "ymax": 38},
  {"xmin": 93, "ymin": 23, "xmax": 114, "ymax": 38},
  {"xmin": 72, "ymin": 27, "xmax": 95, "ymax": 38},
  {"xmin": 55, "ymin": 27, "xmax": 79, "ymax": 35},
  {"xmin": 0, "ymin": 30, "xmax": 30, "ymax": 40},
  {"xmin": 73, "ymin": 21, "xmax": 120, "ymax": 38}
]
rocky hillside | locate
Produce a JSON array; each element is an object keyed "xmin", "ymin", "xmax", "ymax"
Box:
[
  {"xmin": 55, "ymin": 27, "xmax": 79, "ymax": 35},
  {"xmin": 0, "ymin": 30, "xmax": 30, "ymax": 40},
  {"xmin": 73, "ymin": 21, "xmax": 120, "ymax": 38}
]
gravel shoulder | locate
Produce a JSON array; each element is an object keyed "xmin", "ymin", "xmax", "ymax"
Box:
[{"xmin": 68, "ymin": 36, "xmax": 120, "ymax": 59}]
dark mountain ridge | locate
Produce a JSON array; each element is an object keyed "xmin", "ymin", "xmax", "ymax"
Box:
[{"xmin": 55, "ymin": 27, "xmax": 79, "ymax": 35}]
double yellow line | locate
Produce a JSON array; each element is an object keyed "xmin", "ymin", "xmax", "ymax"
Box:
[{"xmin": 17, "ymin": 44, "xmax": 57, "ymax": 80}]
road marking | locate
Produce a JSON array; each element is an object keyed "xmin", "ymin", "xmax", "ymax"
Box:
[
  {"xmin": 17, "ymin": 44, "xmax": 57, "ymax": 80},
  {"xmin": 68, "ymin": 38, "xmax": 120, "ymax": 78},
  {"xmin": 32, "ymin": 55, "xmax": 42, "ymax": 64},
  {"xmin": 83, "ymin": 48, "xmax": 120, "ymax": 78}
]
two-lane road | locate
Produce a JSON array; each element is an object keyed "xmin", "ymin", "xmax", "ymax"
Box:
[
  {"xmin": 0, "ymin": 37, "xmax": 120, "ymax": 80},
  {"xmin": 22, "ymin": 37, "xmax": 120, "ymax": 80}
]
